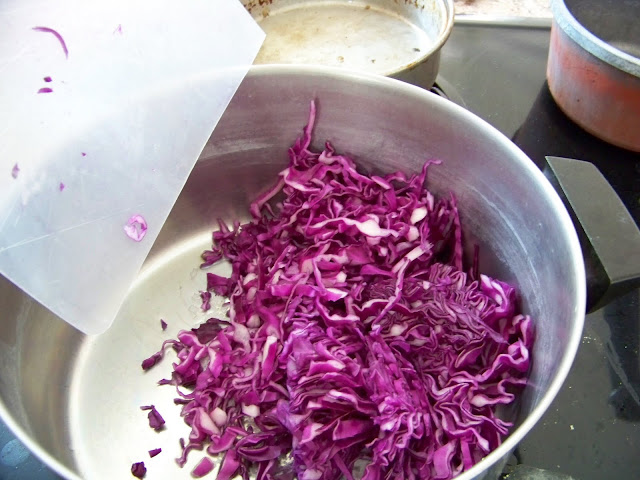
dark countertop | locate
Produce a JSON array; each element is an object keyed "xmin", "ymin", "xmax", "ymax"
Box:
[{"xmin": 438, "ymin": 18, "xmax": 640, "ymax": 480}]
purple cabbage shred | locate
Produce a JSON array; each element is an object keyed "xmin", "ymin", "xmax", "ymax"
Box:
[
  {"xmin": 142, "ymin": 101, "xmax": 534, "ymax": 480},
  {"xmin": 32, "ymin": 26, "xmax": 69, "ymax": 58},
  {"xmin": 161, "ymin": 319, "xmax": 168, "ymax": 331},
  {"xmin": 141, "ymin": 352, "xmax": 162, "ymax": 371}
]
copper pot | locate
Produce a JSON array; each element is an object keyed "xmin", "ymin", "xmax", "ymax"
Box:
[{"xmin": 547, "ymin": 0, "xmax": 640, "ymax": 152}]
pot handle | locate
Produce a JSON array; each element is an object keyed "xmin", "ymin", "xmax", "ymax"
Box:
[{"xmin": 543, "ymin": 156, "xmax": 640, "ymax": 313}]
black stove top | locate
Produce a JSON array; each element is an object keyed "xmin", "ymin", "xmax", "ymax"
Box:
[
  {"xmin": 1, "ymin": 17, "xmax": 638, "ymax": 480},
  {"xmin": 511, "ymin": 81, "xmax": 640, "ymax": 478}
]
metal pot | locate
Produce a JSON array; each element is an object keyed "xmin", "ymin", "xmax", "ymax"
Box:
[
  {"xmin": 547, "ymin": 0, "xmax": 640, "ymax": 152},
  {"xmin": 0, "ymin": 66, "xmax": 597, "ymax": 479},
  {"xmin": 243, "ymin": 0, "xmax": 454, "ymax": 88}
]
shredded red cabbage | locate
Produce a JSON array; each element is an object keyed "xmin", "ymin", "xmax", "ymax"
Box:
[
  {"xmin": 149, "ymin": 448, "xmax": 162, "ymax": 458},
  {"xmin": 201, "ymin": 250, "xmax": 223, "ymax": 269},
  {"xmin": 142, "ymin": 352, "xmax": 162, "ymax": 371},
  {"xmin": 161, "ymin": 319, "xmax": 168, "ymax": 331},
  {"xmin": 43, "ymin": 76, "xmax": 52, "ymax": 82},
  {"xmin": 11, "ymin": 163, "xmax": 19, "ymax": 179},
  {"xmin": 192, "ymin": 457, "xmax": 216, "ymax": 478},
  {"xmin": 124, "ymin": 214, "xmax": 148, "ymax": 242},
  {"xmin": 59, "ymin": 182, "xmax": 65, "ymax": 192},
  {"xmin": 142, "ymin": 101, "xmax": 533, "ymax": 479},
  {"xmin": 32, "ymin": 26, "xmax": 69, "ymax": 58},
  {"xmin": 131, "ymin": 461, "xmax": 146, "ymax": 478},
  {"xmin": 200, "ymin": 291, "xmax": 212, "ymax": 311},
  {"xmin": 140, "ymin": 405, "xmax": 165, "ymax": 431}
]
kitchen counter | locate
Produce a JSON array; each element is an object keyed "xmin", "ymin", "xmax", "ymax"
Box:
[{"xmin": 454, "ymin": 0, "xmax": 551, "ymax": 17}]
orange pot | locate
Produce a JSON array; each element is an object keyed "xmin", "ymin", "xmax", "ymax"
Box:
[{"xmin": 547, "ymin": 0, "xmax": 640, "ymax": 153}]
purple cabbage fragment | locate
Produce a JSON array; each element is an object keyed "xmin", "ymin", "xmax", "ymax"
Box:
[
  {"xmin": 131, "ymin": 461, "xmax": 146, "ymax": 478},
  {"xmin": 124, "ymin": 214, "xmax": 148, "ymax": 242},
  {"xmin": 142, "ymin": 101, "xmax": 534, "ymax": 480},
  {"xmin": 161, "ymin": 319, "xmax": 168, "ymax": 331},
  {"xmin": 141, "ymin": 352, "xmax": 162, "ymax": 371},
  {"xmin": 192, "ymin": 457, "xmax": 215, "ymax": 478},
  {"xmin": 206, "ymin": 273, "xmax": 230, "ymax": 296},
  {"xmin": 200, "ymin": 291, "xmax": 212, "ymax": 311},
  {"xmin": 148, "ymin": 448, "xmax": 161, "ymax": 458},
  {"xmin": 11, "ymin": 163, "xmax": 19, "ymax": 179},
  {"xmin": 140, "ymin": 405, "xmax": 165, "ymax": 431}
]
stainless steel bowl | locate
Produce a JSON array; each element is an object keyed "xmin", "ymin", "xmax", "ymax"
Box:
[{"xmin": 0, "ymin": 65, "xmax": 585, "ymax": 479}]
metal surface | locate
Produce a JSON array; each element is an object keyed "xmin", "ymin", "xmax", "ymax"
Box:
[
  {"xmin": 438, "ymin": 17, "xmax": 552, "ymax": 138},
  {"xmin": 0, "ymin": 65, "xmax": 586, "ymax": 479},
  {"xmin": 502, "ymin": 465, "xmax": 577, "ymax": 480},
  {"xmin": 550, "ymin": 0, "xmax": 640, "ymax": 76},
  {"xmin": 244, "ymin": 0, "xmax": 454, "ymax": 88},
  {"xmin": 547, "ymin": 0, "xmax": 640, "ymax": 151}
]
